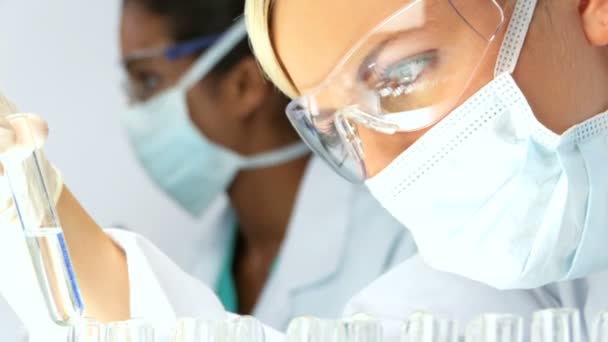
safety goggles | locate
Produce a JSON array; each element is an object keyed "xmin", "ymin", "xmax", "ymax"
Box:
[
  {"xmin": 122, "ymin": 20, "xmax": 247, "ymax": 105},
  {"xmin": 122, "ymin": 34, "xmax": 222, "ymax": 103},
  {"xmin": 124, "ymin": 35, "xmax": 222, "ymax": 65},
  {"xmin": 286, "ymin": 0, "xmax": 506, "ymax": 182}
]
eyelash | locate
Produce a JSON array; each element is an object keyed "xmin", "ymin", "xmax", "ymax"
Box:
[
  {"xmin": 361, "ymin": 51, "xmax": 436, "ymax": 98},
  {"xmin": 137, "ymin": 72, "xmax": 161, "ymax": 91}
]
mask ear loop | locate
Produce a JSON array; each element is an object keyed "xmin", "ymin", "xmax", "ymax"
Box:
[
  {"xmin": 494, "ymin": 0, "xmax": 539, "ymax": 76},
  {"xmin": 177, "ymin": 18, "xmax": 248, "ymax": 91}
]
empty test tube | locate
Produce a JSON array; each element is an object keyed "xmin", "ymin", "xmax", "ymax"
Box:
[
  {"xmin": 531, "ymin": 309, "xmax": 582, "ymax": 342},
  {"xmin": 402, "ymin": 312, "xmax": 458, "ymax": 342},
  {"xmin": 287, "ymin": 316, "xmax": 341, "ymax": 342},
  {"xmin": 106, "ymin": 319, "xmax": 155, "ymax": 342},
  {"xmin": 592, "ymin": 312, "xmax": 608, "ymax": 342},
  {"xmin": 466, "ymin": 313, "xmax": 523, "ymax": 342},
  {"xmin": 67, "ymin": 318, "xmax": 105, "ymax": 342}
]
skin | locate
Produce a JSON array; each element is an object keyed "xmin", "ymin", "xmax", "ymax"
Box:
[
  {"xmin": 271, "ymin": 0, "xmax": 608, "ymax": 177},
  {"xmin": 55, "ymin": 188, "xmax": 131, "ymax": 322},
  {"xmin": 120, "ymin": 2, "xmax": 307, "ymax": 314}
]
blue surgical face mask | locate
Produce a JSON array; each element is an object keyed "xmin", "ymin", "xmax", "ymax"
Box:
[{"xmin": 121, "ymin": 19, "xmax": 310, "ymax": 216}]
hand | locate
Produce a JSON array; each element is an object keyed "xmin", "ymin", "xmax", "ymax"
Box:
[{"xmin": 0, "ymin": 91, "xmax": 131, "ymax": 325}]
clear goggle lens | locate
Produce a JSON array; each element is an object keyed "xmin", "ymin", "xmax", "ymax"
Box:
[{"xmin": 286, "ymin": 0, "xmax": 505, "ymax": 182}]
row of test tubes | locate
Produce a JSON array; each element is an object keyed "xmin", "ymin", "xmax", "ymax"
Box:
[
  {"xmin": 67, "ymin": 309, "xmax": 608, "ymax": 342},
  {"xmin": 288, "ymin": 309, "xmax": 608, "ymax": 342},
  {"xmin": 68, "ymin": 316, "xmax": 265, "ymax": 342}
]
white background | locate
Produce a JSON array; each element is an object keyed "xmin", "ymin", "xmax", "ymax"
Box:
[{"xmin": 0, "ymin": 0, "xmax": 207, "ymax": 269}]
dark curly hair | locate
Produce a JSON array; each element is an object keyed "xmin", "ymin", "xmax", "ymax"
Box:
[{"xmin": 123, "ymin": 0, "xmax": 251, "ymax": 75}]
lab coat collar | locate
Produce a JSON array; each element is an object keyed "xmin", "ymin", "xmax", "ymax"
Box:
[{"xmin": 253, "ymin": 156, "xmax": 354, "ymax": 327}]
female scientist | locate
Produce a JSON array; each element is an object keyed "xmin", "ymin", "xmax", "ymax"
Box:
[
  {"xmin": 116, "ymin": 0, "xmax": 419, "ymax": 329},
  {"xmin": 0, "ymin": 0, "xmax": 607, "ymax": 339},
  {"xmin": 244, "ymin": 0, "xmax": 608, "ymax": 290}
]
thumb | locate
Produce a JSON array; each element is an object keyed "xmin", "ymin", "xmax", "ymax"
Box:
[
  {"xmin": 0, "ymin": 114, "xmax": 49, "ymax": 174},
  {"xmin": 0, "ymin": 116, "xmax": 17, "ymax": 154},
  {"xmin": 7, "ymin": 114, "xmax": 49, "ymax": 151}
]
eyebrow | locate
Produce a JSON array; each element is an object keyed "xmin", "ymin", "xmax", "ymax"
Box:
[
  {"xmin": 121, "ymin": 42, "xmax": 170, "ymax": 72},
  {"xmin": 123, "ymin": 59, "xmax": 141, "ymax": 74}
]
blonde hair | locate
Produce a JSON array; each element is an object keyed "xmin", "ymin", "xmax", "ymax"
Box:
[{"xmin": 245, "ymin": 0, "xmax": 299, "ymax": 98}]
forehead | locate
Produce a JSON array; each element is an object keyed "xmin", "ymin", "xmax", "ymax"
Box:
[
  {"xmin": 272, "ymin": 0, "xmax": 410, "ymax": 93},
  {"xmin": 120, "ymin": 2, "xmax": 173, "ymax": 57}
]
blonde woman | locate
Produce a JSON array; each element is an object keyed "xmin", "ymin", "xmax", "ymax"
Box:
[
  {"xmin": 117, "ymin": 0, "xmax": 418, "ymax": 330},
  {"xmin": 244, "ymin": 0, "xmax": 608, "ymax": 289}
]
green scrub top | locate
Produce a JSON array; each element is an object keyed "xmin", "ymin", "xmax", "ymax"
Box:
[
  {"xmin": 215, "ymin": 224, "xmax": 279, "ymax": 313},
  {"xmin": 215, "ymin": 225, "xmax": 279, "ymax": 313},
  {"xmin": 216, "ymin": 225, "xmax": 239, "ymax": 313}
]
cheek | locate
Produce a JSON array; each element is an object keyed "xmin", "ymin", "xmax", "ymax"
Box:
[
  {"xmin": 185, "ymin": 85, "xmax": 243, "ymax": 149},
  {"xmin": 357, "ymin": 125, "xmax": 430, "ymax": 178},
  {"xmin": 185, "ymin": 87, "xmax": 220, "ymax": 136}
]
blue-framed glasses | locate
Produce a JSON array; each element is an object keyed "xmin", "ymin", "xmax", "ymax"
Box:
[
  {"xmin": 123, "ymin": 33, "xmax": 222, "ymax": 65},
  {"xmin": 122, "ymin": 33, "xmax": 222, "ymax": 102}
]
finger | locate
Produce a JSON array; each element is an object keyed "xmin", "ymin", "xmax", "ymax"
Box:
[
  {"xmin": 6, "ymin": 114, "xmax": 49, "ymax": 150},
  {"xmin": 0, "ymin": 91, "xmax": 18, "ymax": 116},
  {"xmin": 0, "ymin": 117, "xmax": 17, "ymax": 154}
]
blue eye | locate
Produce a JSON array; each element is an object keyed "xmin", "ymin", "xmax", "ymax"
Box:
[{"xmin": 362, "ymin": 52, "xmax": 436, "ymax": 98}]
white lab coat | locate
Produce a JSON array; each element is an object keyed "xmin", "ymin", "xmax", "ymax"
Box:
[
  {"xmin": 0, "ymin": 226, "xmax": 229, "ymax": 341},
  {"xmin": 82, "ymin": 234, "xmax": 608, "ymax": 342},
  {"xmin": 0, "ymin": 167, "xmax": 605, "ymax": 341},
  {"xmin": 147, "ymin": 156, "xmax": 417, "ymax": 330},
  {"xmin": 0, "ymin": 156, "xmax": 414, "ymax": 340},
  {"xmin": 343, "ymin": 256, "xmax": 608, "ymax": 341},
  {"xmin": 2, "ymin": 225, "xmax": 608, "ymax": 341}
]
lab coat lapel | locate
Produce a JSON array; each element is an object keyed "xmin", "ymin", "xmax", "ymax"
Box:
[{"xmin": 254, "ymin": 157, "xmax": 353, "ymax": 329}]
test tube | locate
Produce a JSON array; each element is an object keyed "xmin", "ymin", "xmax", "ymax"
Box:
[
  {"xmin": 465, "ymin": 314, "xmax": 523, "ymax": 342},
  {"xmin": 2, "ymin": 114, "xmax": 83, "ymax": 325},
  {"xmin": 173, "ymin": 317, "xmax": 215, "ymax": 342},
  {"xmin": 287, "ymin": 316, "xmax": 340, "ymax": 342},
  {"xmin": 174, "ymin": 316, "xmax": 265, "ymax": 342},
  {"xmin": 106, "ymin": 319, "xmax": 155, "ymax": 342},
  {"xmin": 67, "ymin": 318, "xmax": 105, "ymax": 342},
  {"xmin": 401, "ymin": 312, "xmax": 458, "ymax": 342},
  {"xmin": 531, "ymin": 309, "xmax": 582, "ymax": 342},
  {"xmin": 338, "ymin": 316, "xmax": 383, "ymax": 342},
  {"xmin": 592, "ymin": 311, "xmax": 608, "ymax": 342},
  {"xmin": 234, "ymin": 316, "xmax": 265, "ymax": 342}
]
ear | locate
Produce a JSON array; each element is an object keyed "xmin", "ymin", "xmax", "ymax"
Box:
[
  {"xmin": 218, "ymin": 56, "xmax": 270, "ymax": 121},
  {"xmin": 581, "ymin": 0, "xmax": 608, "ymax": 45}
]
